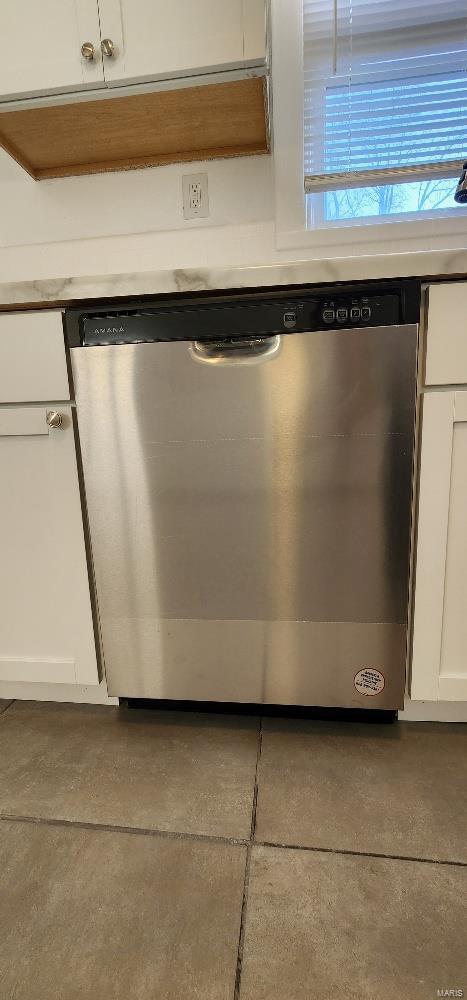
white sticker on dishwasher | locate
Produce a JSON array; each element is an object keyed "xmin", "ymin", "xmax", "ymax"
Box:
[{"xmin": 354, "ymin": 668, "xmax": 385, "ymax": 696}]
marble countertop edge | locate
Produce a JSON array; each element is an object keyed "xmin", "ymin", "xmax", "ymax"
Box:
[{"xmin": 1, "ymin": 248, "xmax": 467, "ymax": 309}]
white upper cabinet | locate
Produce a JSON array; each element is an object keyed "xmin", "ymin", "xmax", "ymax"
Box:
[
  {"xmin": 0, "ymin": 0, "xmax": 104, "ymax": 101},
  {"xmin": 0, "ymin": 0, "xmax": 266, "ymax": 103},
  {"xmin": 97, "ymin": 0, "xmax": 266, "ymax": 87},
  {"xmin": 0, "ymin": 0, "xmax": 268, "ymax": 180}
]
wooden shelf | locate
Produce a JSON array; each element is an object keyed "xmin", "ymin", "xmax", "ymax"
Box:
[{"xmin": 0, "ymin": 76, "xmax": 269, "ymax": 180}]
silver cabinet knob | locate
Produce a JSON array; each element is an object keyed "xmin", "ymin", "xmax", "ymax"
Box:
[
  {"xmin": 81, "ymin": 42, "xmax": 95, "ymax": 60},
  {"xmin": 101, "ymin": 38, "xmax": 115, "ymax": 57},
  {"xmin": 46, "ymin": 410, "xmax": 63, "ymax": 429}
]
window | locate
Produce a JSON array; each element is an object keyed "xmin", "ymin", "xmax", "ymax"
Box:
[{"xmin": 303, "ymin": 0, "xmax": 467, "ymax": 227}]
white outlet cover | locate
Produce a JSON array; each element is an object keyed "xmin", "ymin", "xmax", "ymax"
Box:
[{"xmin": 182, "ymin": 172, "xmax": 209, "ymax": 220}]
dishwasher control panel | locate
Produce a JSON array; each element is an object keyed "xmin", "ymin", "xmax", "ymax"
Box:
[
  {"xmin": 65, "ymin": 282, "xmax": 419, "ymax": 347},
  {"xmin": 319, "ymin": 295, "xmax": 392, "ymax": 328}
]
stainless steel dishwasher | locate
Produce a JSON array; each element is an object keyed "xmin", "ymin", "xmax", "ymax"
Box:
[{"xmin": 66, "ymin": 282, "xmax": 419, "ymax": 708}]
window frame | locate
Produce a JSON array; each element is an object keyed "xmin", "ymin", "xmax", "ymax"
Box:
[{"xmin": 272, "ymin": 0, "xmax": 467, "ymax": 254}]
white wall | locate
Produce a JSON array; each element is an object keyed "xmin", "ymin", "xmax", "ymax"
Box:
[{"xmin": 0, "ymin": 148, "xmax": 309, "ymax": 283}]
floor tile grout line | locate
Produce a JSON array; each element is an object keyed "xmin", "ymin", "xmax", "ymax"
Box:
[
  {"xmin": 233, "ymin": 717, "xmax": 263, "ymax": 1000},
  {"xmin": 249, "ymin": 717, "xmax": 263, "ymax": 841},
  {"xmin": 233, "ymin": 844, "xmax": 252, "ymax": 1000},
  {"xmin": 0, "ymin": 812, "xmax": 249, "ymax": 848},
  {"xmin": 0, "ymin": 700, "xmax": 15, "ymax": 718},
  {"xmin": 257, "ymin": 839, "xmax": 467, "ymax": 869},
  {"xmin": 1, "ymin": 810, "xmax": 465, "ymax": 869}
]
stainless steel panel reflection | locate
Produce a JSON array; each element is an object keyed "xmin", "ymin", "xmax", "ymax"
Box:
[
  {"xmin": 71, "ymin": 324, "xmax": 417, "ymax": 702},
  {"xmin": 101, "ymin": 617, "xmax": 407, "ymax": 709}
]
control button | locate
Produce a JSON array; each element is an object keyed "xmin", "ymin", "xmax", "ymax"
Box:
[
  {"xmin": 322, "ymin": 308, "xmax": 335, "ymax": 324},
  {"xmin": 283, "ymin": 311, "xmax": 297, "ymax": 329},
  {"xmin": 361, "ymin": 306, "xmax": 372, "ymax": 321},
  {"xmin": 350, "ymin": 306, "xmax": 361, "ymax": 321},
  {"xmin": 336, "ymin": 307, "xmax": 348, "ymax": 323}
]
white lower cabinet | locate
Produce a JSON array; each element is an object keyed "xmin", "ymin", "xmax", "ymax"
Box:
[
  {"xmin": 425, "ymin": 282, "xmax": 467, "ymax": 386},
  {"xmin": 0, "ymin": 404, "xmax": 99, "ymax": 686},
  {"xmin": 411, "ymin": 390, "xmax": 467, "ymax": 701}
]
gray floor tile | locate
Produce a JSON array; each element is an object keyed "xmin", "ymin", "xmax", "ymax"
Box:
[
  {"xmin": 255, "ymin": 719, "xmax": 467, "ymax": 862},
  {"xmin": 0, "ymin": 819, "xmax": 246, "ymax": 1000},
  {"xmin": 0, "ymin": 699, "xmax": 13, "ymax": 715},
  {"xmin": 0, "ymin": 701, "xmax": 258, "ymax": 838},
  {"xmin": 240, "ymin": 845, "xmax": 467, "ymax": 1000}
]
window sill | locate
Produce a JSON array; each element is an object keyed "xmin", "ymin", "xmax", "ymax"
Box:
[{"xmin": 275, "ymin": 212, "xmax": 467, "ymax": 257}]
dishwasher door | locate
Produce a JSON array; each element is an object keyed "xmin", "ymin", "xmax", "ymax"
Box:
[{"xmin": 71, "ymin": 324, "xmax": 418, "ymax": 707}]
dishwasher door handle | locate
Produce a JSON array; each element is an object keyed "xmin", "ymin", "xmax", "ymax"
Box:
[{"xmin": 189, "ymin": 335, "xmax": 281, "ymax": 366}]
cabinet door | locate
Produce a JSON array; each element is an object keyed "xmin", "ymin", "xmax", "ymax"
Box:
[
  {"xmin": 0, "ymin": 0, "xmax": 104, "ymax": 101},
  {"xmin": 0, "ymin": 406, "xmax": 99, "ymax": 686},
  {"xmin": 0, "ymin": 311, "xmax": 69, "ymax": 403},
  {"xmin": 411, "ymin": 391, "xmax": 467, "ymax": 701},
  {"xmin": 97, "ymin": 0, "xmax": 265, "ymax": 87},
  {"xmin": 425, "ymin": 282, "xmax": 467, "ymax": 386}
]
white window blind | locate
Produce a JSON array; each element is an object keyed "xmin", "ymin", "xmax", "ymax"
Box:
[{"xmin": 304, "ymin": 0, "xmax": 467, "ymax": 192}]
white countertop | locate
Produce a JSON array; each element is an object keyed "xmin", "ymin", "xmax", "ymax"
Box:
[{"xmin": 1, "ymin": 247, "xmax": 467, "ymax": 308}]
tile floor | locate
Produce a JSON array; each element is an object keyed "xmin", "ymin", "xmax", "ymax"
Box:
[{"xmin": 0, "ymin": 701, "xmax": 465, "ymax": 1000}]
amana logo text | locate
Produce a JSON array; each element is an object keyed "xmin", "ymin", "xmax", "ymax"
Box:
[{"xmin": 94, "ymin": 326, "xmax": 125, "ymax": 335}]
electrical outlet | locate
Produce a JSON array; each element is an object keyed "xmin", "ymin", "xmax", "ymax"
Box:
[{"xmin": 182, "ymin": 172, "xmax": 209, "ymax": 220}]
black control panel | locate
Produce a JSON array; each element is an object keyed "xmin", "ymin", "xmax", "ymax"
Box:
[
  {"xmin": 320, "ymin": 294, "xmax": 387, "ymax": 328},
  {"xmin": 65, "ymin": 281, "xmax": 419, "ymax": 347}
]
